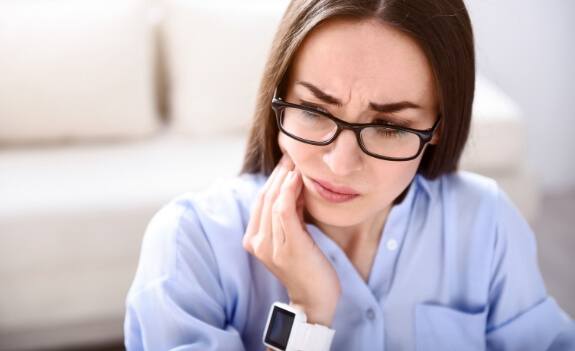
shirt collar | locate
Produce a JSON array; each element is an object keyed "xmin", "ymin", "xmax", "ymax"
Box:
[{"xmin": 414, "ymin": 173, "xmax": 432, "ymax": 200}]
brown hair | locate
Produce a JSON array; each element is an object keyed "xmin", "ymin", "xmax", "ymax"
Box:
[{"xmin": 240, "ymin": 0, "xmax": 475, "ymax": 180}]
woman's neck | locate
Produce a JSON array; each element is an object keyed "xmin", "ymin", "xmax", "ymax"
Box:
[{"xmin": 309, "ymin": 205, "xmax": 391, "ymax": 258}]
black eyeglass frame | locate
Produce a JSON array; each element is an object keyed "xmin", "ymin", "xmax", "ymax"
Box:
[{"xmin": 271, "ymin": 92, "xmax": 441, "ymax": 161}]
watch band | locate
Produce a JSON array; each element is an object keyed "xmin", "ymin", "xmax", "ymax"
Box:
[
  {"xmin": 263, "ymin": 302, "xmax": 335, "ymax": 351},
  {"xmin": 289, "ymin": 322, "xmax": 335, "ymax": 351}
]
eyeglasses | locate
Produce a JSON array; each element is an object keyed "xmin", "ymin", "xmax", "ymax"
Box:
[{"xmin": 271, "ymin": 92, "xmax": 441, "ymax": 161}]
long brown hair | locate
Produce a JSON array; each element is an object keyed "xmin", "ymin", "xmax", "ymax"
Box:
[{"xmin": 240, "ymin": 0, "xmax": 475, "ymax": 179}]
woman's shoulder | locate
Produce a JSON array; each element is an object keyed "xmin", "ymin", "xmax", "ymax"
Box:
[
  {"xmin": 415, "ymin": 170, "xmax": 522, "ymax": 232},
  {"xmin": 415, "ymin": 170, "xmax": 502, "ymax": 217},
  {"xmin": 152, "ymin": 172, "xmax": 267, "ymax": 234},
  {"xmin": 417, "ymin": 170, "xmax": 531, "ymax": 241},
  {"xmin": 417, "ymin": 170, "xmax": 499, "ymax": 202},
  {"xmin": 131, "ymin": 173, "xmax": 268, "ymax": 288}
]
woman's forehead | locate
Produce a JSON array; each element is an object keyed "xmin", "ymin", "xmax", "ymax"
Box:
[{"xmin": 288, "ymin": 17, "xmax": 436, "ymax": 109}]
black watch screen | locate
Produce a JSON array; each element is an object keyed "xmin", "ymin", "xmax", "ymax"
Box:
[{"xmin": 264, "ymin": 305, "xmax": 296, "ymax": 350}]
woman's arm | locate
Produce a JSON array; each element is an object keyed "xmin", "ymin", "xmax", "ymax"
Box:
[
  {"xmin": 124, "ymin": 198, "xmax": 247, "ymax": 351},
  {"xmin": 485, "ymin": 188, "xmax": 575, "ymax": 350},
  {"xmin": 242, "ymin": 155, "xmax": 339, "ymax": 350}
]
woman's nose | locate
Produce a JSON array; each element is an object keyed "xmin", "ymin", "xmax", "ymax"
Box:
[{"xmin": 322, "ymin": 129, "xmax": 363, "ymax": 176}]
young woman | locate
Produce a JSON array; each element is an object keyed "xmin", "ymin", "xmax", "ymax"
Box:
[{"xmin": 124, "ymin": 0, "xmax": 574, "ymax": 350}]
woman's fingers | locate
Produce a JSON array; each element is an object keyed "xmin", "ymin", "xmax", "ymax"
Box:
[
  {"xmin": 271, "ymin": 171, "xmax": 295, "ymax": 249},
  {"xmin": 243, "ymin": 158, "xmax": 287, "ymax": 254},
  {"xmin": 296, "ymin": 187, "xmax": 305, "ymax": 225},
  {"xmin": 274, "ymin": 169, "xmax": 304, "ymax": 248},
  {"xmin": 244, "ymin": 163, "xmax": 279, "ymax": 239},
  {"xmin": 259, "ymin": 159, "xmax": 293, "ymax": 246},
  {"xmin": 244, "ymin": 155, "xmax": 294, "ymax": 256}
]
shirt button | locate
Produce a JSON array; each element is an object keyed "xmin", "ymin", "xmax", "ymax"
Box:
[
  {"xmin": 386, "ymin": 239, "xmax": 398, "ymax": 251},
  {"xmin": 366, "ymin": 308, "xmax": 376, "ymax": 321}
]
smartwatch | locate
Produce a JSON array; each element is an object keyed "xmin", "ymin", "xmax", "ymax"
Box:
[{"xmin": 262, "ymin": 302, "xmax": 335, "ymax": 351}]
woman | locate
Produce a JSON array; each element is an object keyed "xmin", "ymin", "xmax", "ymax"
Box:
[{"xmin": 124, "ymin": 0, "xmax": 574, "ymax": 350}]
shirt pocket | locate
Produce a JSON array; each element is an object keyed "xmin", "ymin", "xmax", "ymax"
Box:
[{"xmin": 415, "ymin": 303, "xmax": 487, "ymax": 351}]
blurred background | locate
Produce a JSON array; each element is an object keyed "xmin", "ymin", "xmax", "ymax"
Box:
[{"xmin": 0, "ymin": 0, "xmax": 573, "ymax": 350}]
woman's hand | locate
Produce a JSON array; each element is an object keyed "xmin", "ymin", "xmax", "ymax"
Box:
[{"xmin": 242, "ymin": 155, "xmax": 341, "ymax": 326}]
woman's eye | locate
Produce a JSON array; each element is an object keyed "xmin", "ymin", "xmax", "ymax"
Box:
[
  {"xmin": 375, "ymin": 128, "xmax": 407, "ymax": 137},
  {"xmin": 373, "ymin": 117, "xmax": 410, "ymax": 128},
  {"xmin": 302, "ymin": 110, "xmax": 321, "ymax": 119}
]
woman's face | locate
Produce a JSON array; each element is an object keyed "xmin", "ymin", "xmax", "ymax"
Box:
[{"xmin": 278, "ymin": 18, "xmax": 439, "ymax": 228}]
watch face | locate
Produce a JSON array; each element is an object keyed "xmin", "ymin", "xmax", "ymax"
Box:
[{"xmin": 264, "ymin": 306, "xmax": 296, "ymax": 350}]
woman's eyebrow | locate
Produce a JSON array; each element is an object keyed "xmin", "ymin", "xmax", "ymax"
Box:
[
  {"xmin": 296, "ymin": 81, "xmax": 343, "ymax": 107},
  {"xmin": 296, "ymin": 80, "xmax": 422, "ymax": 113}
]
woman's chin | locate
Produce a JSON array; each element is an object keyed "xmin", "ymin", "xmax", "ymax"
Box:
[{"xmin": 303, "ymin": 190, "xmax": 364, "ymax": 228}]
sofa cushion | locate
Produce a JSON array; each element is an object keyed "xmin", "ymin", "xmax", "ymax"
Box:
[
  {"xmin": 163, "ymin": 0, "xmax": 289, "ymax": 135},
  {"xmin": 0, "ymin": 130, "xmax": 247, "ymax": 349},
  {"xmin": 460, "ymin": 75, "xmax": 525, "ymax": 172},
  {"xmin": 0, "ymin": 0, "xmax": 159, "ymax": 144},
  {"xmin": 0, "ymin": 131, "xmax": 247, "ymax": 219}
]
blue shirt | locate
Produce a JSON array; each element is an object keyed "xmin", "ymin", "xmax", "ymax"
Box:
[{"xmin": 124, "ymin": 171, "xmax": 575, "ymax": 350}]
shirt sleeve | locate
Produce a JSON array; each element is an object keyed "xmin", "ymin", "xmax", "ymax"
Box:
[
  {"xmin": 123, "ymin": 196, "xmax": 247, "ymax": 351},
  {"xmin": 485, "ymin": 188, "xmax": 575, "ymax": 350}
]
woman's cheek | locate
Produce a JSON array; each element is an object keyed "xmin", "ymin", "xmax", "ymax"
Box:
[
  {"xmin": 278, "ymin": 133, "xmax": 314, "ymax": 167},
  {"xmin": 278, "ymin": 133, "xmax": 294, "ymax": 158}
]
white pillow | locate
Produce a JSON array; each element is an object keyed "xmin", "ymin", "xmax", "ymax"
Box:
[
  {"xmin": 0, "ymin": 0, "xmax": 159, "ymax": 144},
  {"xmin": 163, "ymin": 0, "xmax": 289, "ymax": 135}
]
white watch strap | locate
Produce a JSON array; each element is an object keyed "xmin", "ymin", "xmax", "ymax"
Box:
[
  {"xmin": 304, "ymin": 323, "xmax": 335, "ymax": 350},
  {"xmin": 288, "ymin": 322, "xmax": 335, "ymax": 351}
]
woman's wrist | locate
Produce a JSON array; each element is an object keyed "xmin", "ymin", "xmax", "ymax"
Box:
[{"xmin": 289, "ymin": 298, "xmax": 339, "ymax": 327}]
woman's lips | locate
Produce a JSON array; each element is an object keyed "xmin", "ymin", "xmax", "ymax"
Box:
[
  {"xmin": 310, "ymin": 178, "xmax": 360, "ymax": 203},
  {"xmin": 314, "ymin": 179, "xmax": 359, "ymax": 195}
]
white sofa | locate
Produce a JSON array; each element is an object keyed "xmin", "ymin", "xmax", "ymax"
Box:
[{"xmin": 0, "ymin": 0, "xmax": 538, "ymax": 349}]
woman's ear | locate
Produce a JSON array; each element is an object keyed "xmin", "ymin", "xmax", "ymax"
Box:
[
  {"xmin": 430, "ymin": 133, "xmax": 440, "ymax": 145},
  {"xmin": 430, "ymin": 118, "xmax": 442, "ymax": 145}
]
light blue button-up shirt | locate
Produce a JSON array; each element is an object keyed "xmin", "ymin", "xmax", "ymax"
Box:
[{"xmin": 124, "ymin": 171, "xmax": 575, "ymax": 350}]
